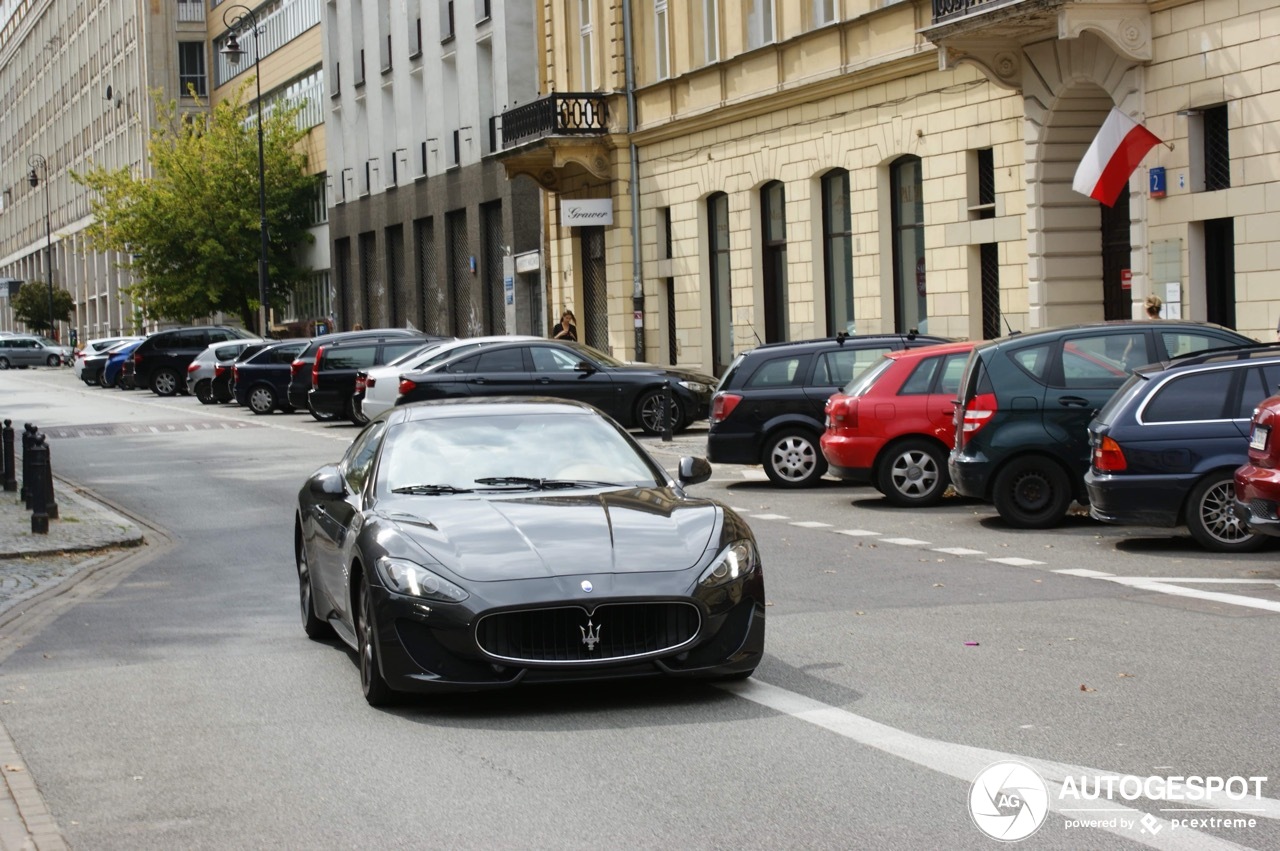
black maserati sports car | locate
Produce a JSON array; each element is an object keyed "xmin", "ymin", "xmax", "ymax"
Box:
[{"xmin": 294, "ymin": 397, "xmax": 766, "ymax": 705}]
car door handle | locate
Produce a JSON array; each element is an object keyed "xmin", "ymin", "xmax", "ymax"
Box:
[
  {"xmin": 537, "ymin": 377, "xmax": 551, "ymax": 384},
  {"xmin": 1058, "ymin": 396, "xmax": 1090, "ymax": 407},
  {"xmin": 469, "ymin": 377, "xmax": 487, "ymax": 385}
]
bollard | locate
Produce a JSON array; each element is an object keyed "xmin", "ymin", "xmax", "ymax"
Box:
[
  {"xmin": 661, "ymin": 379, "xmax": 674, "ymax": 443},
  {"xmin": 1, "ymin": 420, "xmax": 13, "ymax": 492},
  {"xmin": 28, "ymin": 435, "xmax": 49, "ymax": 534},
  {"xmin": 21, "ymin": 423, "xmax": 36, "ymax": 508},
  {"xmin": 42, "ymin": 434, "xmax": 58, "ymax": 521}
]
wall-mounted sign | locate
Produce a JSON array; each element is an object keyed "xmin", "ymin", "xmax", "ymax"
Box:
[
  {"xmin": 514, "ymin": 250, "xmax": 541, "ymax": 274},
  {"xmin": 561, "ymin": 199, "xmax": 613, "ymax": 226},
  {"xmin": 1149, "ymin": 166, "xmax": 1166, "ymax": 199}
]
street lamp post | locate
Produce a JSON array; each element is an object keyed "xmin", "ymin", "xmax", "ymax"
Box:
[
  {"xmin": 26, "ymin": 155, "xmax": 54, "ymax": 340},
  {"xmin": 220, "ymin": 5, "xmax": 270, "ymax": 337}
]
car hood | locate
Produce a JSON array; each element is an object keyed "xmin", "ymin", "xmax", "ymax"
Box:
[
  {"xmin": 610, "ymin": 365, "xmax": 717, "ymax": 386},
  {"xmin": 378, "ymin": 487, "xmax": 719, "ymax": 581}
]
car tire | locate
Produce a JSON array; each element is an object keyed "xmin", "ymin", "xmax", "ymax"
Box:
[
  {"xmin": 636, "ymin": 389, "xmax": 684, "ymax": 436},
  {"xmin": 46, "ymin": 355, "xmax": 60, "ymax": 367},
  {"xmin": 248, "ymin": 384, "xmax": 277, "ymax": 415},
  {"xmin": 194, "ymin": 379, "xmax": 215, "ymax": 405},
  {"xmin": 150, "ymin": 367, "xmax": 179, "ymax": 396},
  {"xmin": 99, "ymin": 370, "xmax": 114, "ymax": 388},
  {"xmin": 82, "ymin": 376, "xmax": 98, "ymax": 387},
  {"xmin": 877, "ymin": 439, "xmax": 949, "ymax": 507},
  {"xmin": 763, "ymin": 428, "xmax": 828, "ymax": 488},
  {"xmin": 991, "ymin": 456, "xmax": 1072, "ymax": 529},
  {"xmin": 296, "ymin": 534, "xmax": 334, "ymax": 641},
  {"xmin": 1186, "ymin": 472, "xmax": 1267, "ymax": 553},
  {"xmin": 309, "ymin": 398, "xmax": 337, "ymax": 422},
  {"xmin": 0, "ymin": 357, "xmax": 9, "ymax": 370},
  {"xmin": 357, "ymin": 570, "xmax": 396, "ymax": 706}
]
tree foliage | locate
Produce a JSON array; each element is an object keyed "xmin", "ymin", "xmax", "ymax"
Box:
[
  {"xmin": 75, "ymin": 83, "xmax": 320, "ymax": 334},
  {"xmin": 10, "ymin": 281, "xmax": 74, "ymax": 333}
]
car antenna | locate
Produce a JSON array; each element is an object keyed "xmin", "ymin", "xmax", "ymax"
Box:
[{"xmin": 1000, "ymin": 309, "xmax": 1016, "ymax": 336}]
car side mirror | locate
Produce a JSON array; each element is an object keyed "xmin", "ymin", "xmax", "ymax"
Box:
[
  {"xmin": 309, "ymin": 467, "xmax": 347, "ymax": 498},
  {"xmin": 574, "ymin": 360, "xmax": 596, "ymax": 373},
  {"xmin": 677, "ymin": 456, "xmax": 712, "ymax": 486}
]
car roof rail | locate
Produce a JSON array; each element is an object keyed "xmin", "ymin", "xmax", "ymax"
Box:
[{"xmin": 1167, "ymin": 341, "xmax": 1280, "ymax": 367}]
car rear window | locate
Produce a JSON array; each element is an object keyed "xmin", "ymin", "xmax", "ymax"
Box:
[
  {"xmin": 746, "ymin": 355, "xmax": 808, "ymax": 389},
  {"xmin": 715, "ymin": 354, "xmax": 746, "ymax": 392},
  {"xmin": 322, "ymin": 345, "xmax": 378, "ymax": 370},
  {"xmin": 1093, "ymin": 373, "xmax": 1146, "ymax": 426},
  {"xmin": 900, "ymin": 357, "xmax": 941, "ymax": 395},
  {"xmin": 815, "ymin": 347, "xmax": 891, "ymax": 386},
  {"xmin": 382, "ymin": 340, "xmax": 430, "ymax": 362},
  {"xmin": 1142, "ymin": 371, "xmax": 1233, "ymax": 423}
]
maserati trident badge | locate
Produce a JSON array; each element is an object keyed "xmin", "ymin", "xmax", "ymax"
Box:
[
  {"xmin": 580, "ymin": 619, "xmax": 602, "ymax": 651},
  {"xmin": 581, "ymin": 580, "xmax": 593, "ymax": 593}
]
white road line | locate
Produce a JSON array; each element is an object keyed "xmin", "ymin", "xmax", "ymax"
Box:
[
  {"xmin": 789, "ymin": 521, "xmax": 832, "ymax": 528},
  {"xmin": 988, "ymin": 557, "xmax": 1045, "ymax": 566},
  {"xmin": 750, "ymin": 513, "xmax": 790, "ymax": 521},
  {"xmin": 933, "ymin": 547, "xmax": 985, "ymax": 556},
  {"xmin": 1101, "ymin": 577, "xmax": 1280, "ymax": 614},
  {"xmin": 835, "ymin": 529, "xmax": 880, "ymax": 537},
  {"xmin": 739, "ymin": 470, "xmax": 769, "ymax": 480},
  {"xmin": 720, "ymin": 679, "xmax": 1265, "ymax": 850},
  {"xmin": 1116, "ymin": 578, "xmax": 1280, "ymax": 585},
  {"xmin": 1054, "ymin": 568, "xmax": 1115, "ymax": 578},
  {"xmin": 880, "ymin": 537, "xmax": 931, "ymax": 546}
]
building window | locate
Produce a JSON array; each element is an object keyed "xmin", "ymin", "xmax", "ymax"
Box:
[
  {"xmin": 702, "ymin": 0, "xmax": 719, "ymax": 65},
  {"xmin": 708, "ymin": 192, "xmax": 732, "ymax": 375},
  {"xmin": 579, "ymin": 0, "xmax": 595, "ymax": 90},
  {"xmin": 890, "ymin": 156, "xmax": 927, "ymax": 334},
  {"xmin": 660, "ymin": 207, "xmax": 677, "ymax": 364},
  {"xmin": 980, "ymin": 243, "xmax": 1000, "ymax": 339},
  {"xmin": 416, "ymin": 217, "xmax": 446, "ymax": 334},
  {"xmin": 178, "ymin": 42, "xmax": 206, "ymax": 97},
  {"xmin": 441, "ymin": 0, "xmax": 456, "ymax": 42},
  {"xmin": 811, "ymin": 0, "xmax": 835, "ymax": 27},
  {"xmin": 821, "ymin": 169, "xmax": 854, "ymax": 336},
  {"xmin": 747, "ymin": 0, "xmax": 774, "ymax": 49},
  {"xmin": 1204, "ymin": 105, "xmax": 1229, "ymax": 191},
  {"xmin": 761, "ymin": 181, "xmax": 788, "ymax": 343},
  {"xmin": 654, "ymin": 0, "xmax": 670, "ymax": 81},
  {"xmin": 970, "ymin": 147, "xmax": 995, "ymax": 220}
]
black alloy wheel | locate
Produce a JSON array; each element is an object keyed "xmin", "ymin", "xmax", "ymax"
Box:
[
  {"xmin": 991, "ymin": 456, "xmax": 1072, "ymax": 529},
  {"xmin": 357, "ymin": 571, "xmax": 395, "ymax": 706},
  {"xmin": 763, "ymin": 428, "xmax": 828, "ymax": 488},
  {"xmin": 637, "ymin": 389, "xmax": 685, "ymax": 436},
  {"xmin": 150, "ymin": 367, "xmax": 180, "ymax": 396},
  {"xmin": 1186, "ymin": 472, "xmax": 1267, "ymax": 553},
  {"xmin": 296, "ymin": 532, "xmax": 334, "ymax": 640},
  {"xmin": 877, "ymin": 439, "xmax": 949, "ymax": 507},
  {"xmin": 194, "ymin": 379, "xmax": 215, "ymax": 405},
  {"xmin": 248, "ymin": 384, "xmax": 277, "ymax": 415}
]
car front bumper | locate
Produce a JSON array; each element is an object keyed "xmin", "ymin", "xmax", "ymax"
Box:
[
  {"xmin": 1233, "ymin": 465, "xmax": 1280, "ymax": 537},
  {"xmin": 367, "ymin": 568, "xmax": 766, "ymax": 694}
]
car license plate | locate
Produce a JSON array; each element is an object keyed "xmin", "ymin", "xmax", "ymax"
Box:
[{"xmin": 1250, "ymin": 425, "xmax": 1270, "ymax": 451}]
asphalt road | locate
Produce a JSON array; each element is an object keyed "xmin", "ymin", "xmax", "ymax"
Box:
[{"xmin": 2, "ymin": 367, "xmax": 1278, "ymax": 850}]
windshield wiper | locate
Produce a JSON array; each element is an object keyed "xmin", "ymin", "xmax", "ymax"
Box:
[
  {"xmin": 391, "ymin": 483, "xmax": 473, "ymax": 495},
  {"xmin": 474, "ymin": 476, "xmax": 621, "ymax": 490}
]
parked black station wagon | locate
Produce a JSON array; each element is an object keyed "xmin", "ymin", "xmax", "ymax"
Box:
[
  {"xmin": 949, "ymin": 320, "xmax": 1256, "ymax": 529},
  {"xmin": 287, "ymin": 328, "xmax": 430, "ymax": 419},
  {"xmin": 707, "ymin": 332, "xmax": 950, "ymax": 487},
  {"xmin": 132, "ymin": 326, "xmax": 256, "ymax": 396}
]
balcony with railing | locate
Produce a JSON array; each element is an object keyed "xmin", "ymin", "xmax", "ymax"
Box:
[
  {"xmin": 214, "ymin": 0, "xmax": 321, "ymax": 88},
  {"xmin": 244, "ymin": 74, "xmax": 325, "ymax": 133},
  {"xmin": 931, "ymin": 0, "xmax": 1025, "ymax": 25},
  {"xmin": 177, "ymin": 0, "xmax": 205, "ymax": 23},
  {"xmin": 501, "ymin": 93, "xmax": 609, "ymax": 149},
  {"xmin": 496, "ymin": 93, "xmax": 613, "ymax": 190}
]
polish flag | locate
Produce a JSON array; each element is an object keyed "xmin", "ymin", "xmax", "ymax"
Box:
[{"xmin": 1072, "ymin": 108, "xmax": 1163, "ymax": 207}]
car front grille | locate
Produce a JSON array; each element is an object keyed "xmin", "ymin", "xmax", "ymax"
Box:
[
  {"xmin": 1248, "ymin": 498, "xmax": 1278, "ymax": 521},
  {"xmin": 475, "ymin": 602, "xmax": 701, "ymax": 664}
]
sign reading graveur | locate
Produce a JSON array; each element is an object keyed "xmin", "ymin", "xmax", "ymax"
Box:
[{"xmin": 561, "ymin": 199, "xmax": 613, "ymax": 226}]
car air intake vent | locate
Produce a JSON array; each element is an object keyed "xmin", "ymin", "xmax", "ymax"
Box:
[
  {"xmin": 1248, "ymin": 499, "xmax": 1278, "ymax": 521},
  {"xmin": 475, "ymin": 602, "xmax": 700, "ymax": 664}
]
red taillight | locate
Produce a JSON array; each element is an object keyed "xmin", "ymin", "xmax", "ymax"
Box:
[
  {"xmin": 133, "ymin": 352, "xmax": 143, "ymax": 365},
  {"xmin": 365, "ymin": 376, "xmax": 376, "ymax": 388},
  {"xmin": 290, "ymin": 359, "xmax": 303, "ymax": 377},
  {"xmin": 1093, "ymin": 435, "xmax": 1127, "ymax": 472},
  {"xmin": 232, "ymin": 366, "xmax": 240, "ymax": 382},
  {"xmin": 961, "ymin": 392, "xmax": 998, "ymax": 435},
  {"xmin": 187, "ymin": 362, "xmax": 200, "ymax": 373},
  {"xmin": 312, "ymin": 346, "xmax": 324, "ymax": 387},
  {"xmin": 214, "ymin": 364, "xmax": 228, "ymax": 378},
  {"xmin": 710, "ymin": 393, "xmax": 743, "ymax": 424},
  {"xmin": 354, "ymin": 373, "xmax": 367, "ymax": 392},
  {"xmin": 398, "ymin": 378, "xmax": 417, "ymax": 396},
  {"xmin": 826, "ymin": 396, "xmax": 855, "ymax": 430}
]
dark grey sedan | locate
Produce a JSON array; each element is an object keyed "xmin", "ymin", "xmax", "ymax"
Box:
[{"xmin": 295, "ymin": 397, "xmax": 766, "ymax": 706}]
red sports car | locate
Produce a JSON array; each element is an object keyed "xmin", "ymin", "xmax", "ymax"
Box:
[
  {"xmin": 821, "ymin": 341, "xmax": 976, "ymax": 506},
  {"xmin": 1234, "ymin": 392, "xmax": 1280, "ymax": 536}
]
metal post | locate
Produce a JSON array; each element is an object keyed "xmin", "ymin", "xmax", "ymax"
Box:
[
  {"xmin": 42, "ymin": 435, "xmax": 58, "ymax": 520},
  {"xmin": 2, "ymin": 420, "xmax": 15, "ymax": 492},
  {"xmin": 28, "ymin": 435, "xmax": 49, "ymax": 534},
  {"xmin": 661, "ymin": 379, "xmax": 673, "ymax": 443},
  {"xmin": 21, "ymin": 423, "xmax": 36, "ymax": 507}
]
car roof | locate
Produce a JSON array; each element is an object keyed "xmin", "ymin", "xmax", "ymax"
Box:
[
  {"xmin": 319, "ymin": 334, "xmax": 431, "ymax": 350},
  {"xmin": 739, "ymin": 332, "xmax": 950, "ymax": 357},
  {"xmin": 884, "ymin": 340, "xmax": 977, "ymax": 360},
  {"xmin": 975, "ymin": 320, "xmax": 1250, "ymax": 351},
  {"xmin": 390, "ymin": 396, "xmax": 602, "ymax": 424}
]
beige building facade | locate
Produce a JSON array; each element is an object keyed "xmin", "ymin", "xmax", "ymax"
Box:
[{"xmin": 502, "ymin": 0, "xmax": 1277, "ymax": 378}]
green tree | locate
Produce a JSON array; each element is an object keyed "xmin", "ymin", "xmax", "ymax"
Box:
[
  {"xmin": 11, "ymin": 281, "xmax": 74, "ymax": 334},
  {"xmin": 75, "ymin": 84, "xmax": 319, "ymax": 334}
]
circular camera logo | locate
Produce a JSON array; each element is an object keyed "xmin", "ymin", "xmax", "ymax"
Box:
[{"xmin": 969, "ymin": 761, "xmax": 1049, "ymax": 842}]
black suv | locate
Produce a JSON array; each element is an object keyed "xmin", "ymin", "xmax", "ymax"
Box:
[
  {"xmin": 286, "ymin": 328, "xmax": 432, "ymax": 420},
  {"xmin": 949, "ymin": 320, "xmax": 1255, "ymax": 529},
  {"xmin": 132, "ymin": 326, "xmax": 256, "ymax": 396},
  {"xmin": 1084, "ymin": 344, "xmax": 1280, "ymax": 552},
  {"xmin": 309, "ymin": 335, "xmax": 432, "ymax": 423},
  {"xmin": 707, "ymin": 332, "xmax": 950, "ymax": 487}
]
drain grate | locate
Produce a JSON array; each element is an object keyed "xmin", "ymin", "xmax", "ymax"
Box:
[{"xmin": 39, "ymin": 420, "xmax": 260, "ymax": 439}]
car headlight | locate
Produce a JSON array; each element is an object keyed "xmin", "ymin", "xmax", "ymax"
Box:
[
  {"xmin": 374, "ymin": 557, "xmax": 469, "ymax": 603},
  {"xmin": 698, "ymin": 540, "xmax": 759, "ymax": 588},
  {"xmin": 679, "ymin": 380, "xmax": 710, "ymax": 394}
]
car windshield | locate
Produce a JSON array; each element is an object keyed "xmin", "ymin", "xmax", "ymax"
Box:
[
  {"xmin": 389, "ymin": 341, "xmax": 445, "ymax": 367},
  {"xmin": 376, "ymin": 412, "xmax": 663, "ymax": 495},
  {"xmin": 841, "ymin": 357, "xmax": 894, "ymax": 396}
]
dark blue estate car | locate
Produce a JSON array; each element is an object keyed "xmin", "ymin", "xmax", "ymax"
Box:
[
  {"xmin": 232, "ymin": 340, "xmax": 309, "ymax": 414},
  {"xmin": 1084, "ymin": 344, "xmax": 1280, "ymax": 552},
  {"xmin": 101, "ymin": 340, "xmax": 144, "ymax": 388}
]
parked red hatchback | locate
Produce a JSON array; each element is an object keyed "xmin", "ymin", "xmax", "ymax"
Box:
[
  {"xmin": 1234, "ymin": 393, "xmax": 1280, "ymax": 536},
  {"xmin": 821, "ymin": 341, "xmax": 975, "ymax": 506}
]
